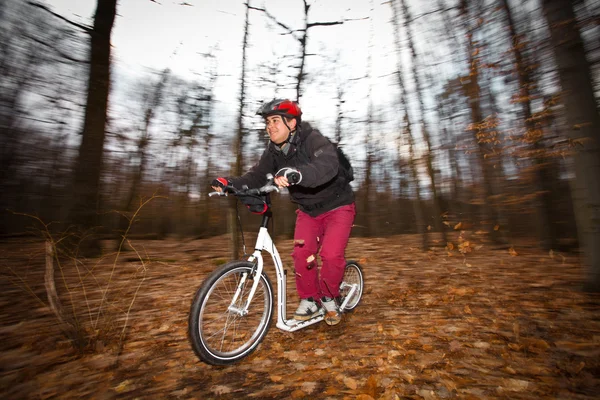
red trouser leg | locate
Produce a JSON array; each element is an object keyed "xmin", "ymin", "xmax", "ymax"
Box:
[
  {"xmin": 291, "ymin": 203, "xmax": 356, "ymax": 299},
  {"xmin": 291, "ymin": 209, "xmax": 323, "ymax": 299},
  {"xmin": 318, "ymin": 203, "xmax": 356, "ymax": 298}
]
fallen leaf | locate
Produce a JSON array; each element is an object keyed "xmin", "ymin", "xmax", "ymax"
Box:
[
  {"xmin": 301, "ymin": 381, "xmax": 317, "ymax": 394},
  {"xmin": 356, "ymin": 395, "xmax": 375, "ymax": 400},
  {"xmin": 211, "ymin": 385, "xmax": 232, "ymax": 395},
  {"xmin": 114, "ymin": 380, "xmax": 132, "ymax": 393},
  {"xmin": 417, "ymin": 389, "xmax": 436, "ymax": 400},
  {"xmin": 284, "ymin": 350, "xmax": 300, "ymax": 362},
  {"xmin": 502, "ymin": 378, "xmax": 529, "ymax": 392},
  {"xmin": 449, "ymin": 340, "xmax": 462, "ymax": 352},
  {"xmin": 290, "ymin": 389, "xmax": 306, "ymax": 399},
  {"xmin": 344, "ymin": 376, "xmax": 358, "ymax": 390},
  {"xmin": 398, "ymin": 370, "xmax": 415, "ymax": 384},
  {"xmin": 363, "ymin": 375, "xmax": 379, "ymax": 398}
]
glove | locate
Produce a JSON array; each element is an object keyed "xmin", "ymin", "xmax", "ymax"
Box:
[{"xmin": 211, "ymin": 177, "xmax": 232, "ymax": 191}]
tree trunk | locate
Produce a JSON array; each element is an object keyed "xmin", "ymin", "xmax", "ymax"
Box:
[
  {"xmin": 230, "ymin": 0, "xmax": 252, "ymax": 258},
  {"xmin": 390, "ymin": 0, "xmax": 428, "ymax": 249},
  {"xmin": 501, "ymin": 0, "xmax": 556, "ymax": 250},
  {"xmin": 542, "ymin": 0, "xmax": 600, "ymax": 292},
  {"xmin": 119, "ymin": 69, "xmax": 169, "ymax": 242},
  {"xmin": 68, "ymin": 0, "xmax": 117, "ymax": 256},
  {"xmin": 438, "ymin": 95, "xmax": 464, "ymax": 229},
  {"xmin": 400, "ymin": 0, "xmax": 447, "ymax": 244},
  {"xmin": 458, "ymin": 0, "xmax": 504, "ymax": 243},
  {"xmin": 295, "ymin": 0, "xmax": 310, "ymax": 103},
  {"xmin": 362, "ymin": 5, "xmax": 376, "ymax": 237}
]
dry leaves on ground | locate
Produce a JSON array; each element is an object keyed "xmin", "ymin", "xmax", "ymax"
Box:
[{"xmin": 1, "ymin": 233, "xmax": 599, "ymax": 399}]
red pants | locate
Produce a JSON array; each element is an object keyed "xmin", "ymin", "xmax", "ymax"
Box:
[{"xmin": 291, "ymin": 203, "xmax": 356, "ymax": 299}]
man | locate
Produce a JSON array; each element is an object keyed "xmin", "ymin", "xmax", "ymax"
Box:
[{"xmin": 212, "ymin": 99, "xmax": 355, "ymax": 326}]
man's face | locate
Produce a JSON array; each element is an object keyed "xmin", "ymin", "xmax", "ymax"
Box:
[{"xmin": 265, "ymin": 115, "xmax": 296, "ymax": 145}]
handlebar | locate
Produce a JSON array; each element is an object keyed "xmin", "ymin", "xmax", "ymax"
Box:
[
  {"xmin": 209, "ymin": 173, "xmax": 280, "ymax": 197},
  {"xmin": 276, "ymin": 168, "xmax": 302, "ymax": 185}
]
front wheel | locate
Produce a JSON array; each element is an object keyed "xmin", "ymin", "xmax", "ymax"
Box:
[
  {"xmin": 339, "ymin": 261, "xmax": 364, "ymax": 311},
  {"xmin": 188, "ymin": 261, "xmax": 274, "ymax": 366}
]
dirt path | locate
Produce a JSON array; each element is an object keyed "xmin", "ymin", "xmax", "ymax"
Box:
[{"xmin": 1, "ymin": 234, "xmax": 599, "ymax": 399}]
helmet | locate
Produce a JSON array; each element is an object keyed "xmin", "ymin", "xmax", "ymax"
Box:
[{"xmin": 257, "ymin": 99, "xmax": 302, "ymax": 119}]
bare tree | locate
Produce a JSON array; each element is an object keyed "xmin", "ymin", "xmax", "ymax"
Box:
[
  {"xmin": 456, "ymin": 0, "xmax": 506, "ymax": 243},
  {"xmin": 67, "ymin": 0, "xmax": 118, "ymax": 255},
  {"xmin": 390, "ymin": 0, "xmax": 428, "ymax": 249},
  {"xmin": 249, "ymin": 0, "xmax": 345, "ymax": 103},
  {"xmin": 199, "ymin": 52, "xmax": 219, "ymax": 237},
  {"xmin": 399, "ymin": 0, "xmax": 447, "ymax": 244},
  {"xmin": 362, "ymin": 1, "xmax": 376, "ymax": 237},
  {"xmin": 499, "ymin": 0, "xmax": 557, "ymax": 250},
  {"xmin": 228, "ymin": 0, "xmax": 253, "ymax": 258},
  {"xmin": 118, "ymin": 68, "xmax": 170, "ymax": 241},
  {"xmin": 542, "ymin": 0, "xmax": 600, "ymax": 292}
]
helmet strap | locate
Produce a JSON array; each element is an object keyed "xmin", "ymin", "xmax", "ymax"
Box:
[{"xmin": 269, "ymin": 116, "xmax": 297, "ymax": 147}]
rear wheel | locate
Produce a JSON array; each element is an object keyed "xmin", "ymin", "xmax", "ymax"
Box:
[
  {"xmin": 339, "ymin": 261, "xmax": 364, "ymax": 311},
  {"xmin": 188, "ymin": 261, "xmax": 273, "ymax": 365}
]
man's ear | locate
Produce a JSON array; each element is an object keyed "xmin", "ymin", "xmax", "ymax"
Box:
[{"xmin": 287, "ymin": 117, "xmax": 297, "ymax": 130}]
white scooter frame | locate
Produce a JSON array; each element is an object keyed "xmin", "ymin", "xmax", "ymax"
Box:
[{"xmin": 241, "ymin": 225, "xmax": 359, "ymax": 332}]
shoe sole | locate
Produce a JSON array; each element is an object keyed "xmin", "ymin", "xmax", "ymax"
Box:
[
  {"xmin": 324, "ymin": 312, "xmax": 341, "ymax": 326},
  {"xmin": 293, "ymin": 312, "xmax": 320, "ymax": 321}
]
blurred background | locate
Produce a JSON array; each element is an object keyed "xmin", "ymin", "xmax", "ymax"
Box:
[{"xmin": 0, "ymin": 0, "xmax": 598, "ymax": 270}]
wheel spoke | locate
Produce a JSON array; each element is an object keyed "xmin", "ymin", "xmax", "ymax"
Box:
[{"xmin": 193, "ymin": 264, "xmax": 272, "ymax": 361}]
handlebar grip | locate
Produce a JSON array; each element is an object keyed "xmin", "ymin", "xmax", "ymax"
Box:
[{"xmin": 285, "ymin": 170, "xmax": 301, "ymax": 185}]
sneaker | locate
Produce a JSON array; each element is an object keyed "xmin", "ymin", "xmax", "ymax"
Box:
[
  {"xmin": 294, "ymin": 297, "xmax": 320, "ymax": 321},
  {"xmin": 321, "ymin": 297, "xmax": 341, "ymax": 326}
]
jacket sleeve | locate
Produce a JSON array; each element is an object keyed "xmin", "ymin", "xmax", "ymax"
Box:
[
  {"xmin": 297, "ymin": 131, "xmax": 339, "ymax": 188},
  {"xmin": 229, "ymin": 147, "xmax": 274, "ymax": 189}
]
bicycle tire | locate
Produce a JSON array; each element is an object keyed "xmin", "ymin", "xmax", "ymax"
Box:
[
  {"xmin": 339, "ymin": 261, "xmax": 364, "ymax": 311},
  {"xmin": 188, "ymin": 260, "xmax": 273, "ymax": 365}
]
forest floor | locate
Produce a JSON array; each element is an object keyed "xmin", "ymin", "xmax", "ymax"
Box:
[{"xmin": 1, "ymin": 232, "xmax": 599, "ymax": 399}]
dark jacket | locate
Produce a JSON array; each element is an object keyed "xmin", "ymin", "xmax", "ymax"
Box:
[{"xmin": 230, "ymin": 122, "xmax": 354, "ymax": 217}]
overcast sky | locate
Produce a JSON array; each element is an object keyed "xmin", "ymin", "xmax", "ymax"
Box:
[
  {"xmin": 43, "ymin": 0, "xmax": 403, "ymax": 134},
  {"xmin": 40, "ymin": 0, "xmax": 463, "ymax": 188}
]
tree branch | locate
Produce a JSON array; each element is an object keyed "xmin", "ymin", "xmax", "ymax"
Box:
[
  {"xmin": 249, "ymin": 5, "xmax": 296, "ymax": 34},
  {"xmin": 27, "ymin": 1, "xmax": 93, "ymax": 34},
  {"xmin": 306, "ymin": 21, "xmax": 344, "ymax": 28},
  {"xmin": 24, "ymin": 33, "xmax": 88, "ymax": 64}
]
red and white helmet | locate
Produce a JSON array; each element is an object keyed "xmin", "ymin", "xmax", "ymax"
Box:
[{"xmin": 257, "ymin": 99, "xmax": 302, "ymax": 119}]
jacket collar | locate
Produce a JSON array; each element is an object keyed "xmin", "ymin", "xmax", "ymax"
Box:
[{"xmin": 268, "ymin": 121, "xmax": 313, "ymax": 156}]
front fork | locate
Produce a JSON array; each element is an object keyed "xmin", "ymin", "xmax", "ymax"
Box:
[{"xmin": 227, "ymin": 252, "xmax": 263, "ymax": 316}]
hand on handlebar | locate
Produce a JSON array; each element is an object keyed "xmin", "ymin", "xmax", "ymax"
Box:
[
  {"xmin": 275, "ymin": 168, "xmax": 301, "ymax": 187},
  {"xmin": 274, "ymin": 175, "xmax": 289, "ymax": 188},
  {"xmin": 211, "ymin": 177, "xmax": 233, "ymax": 194},
  {"xmin": 209, "ymin": 174, "xmax": 280, "ymax": 197}
]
